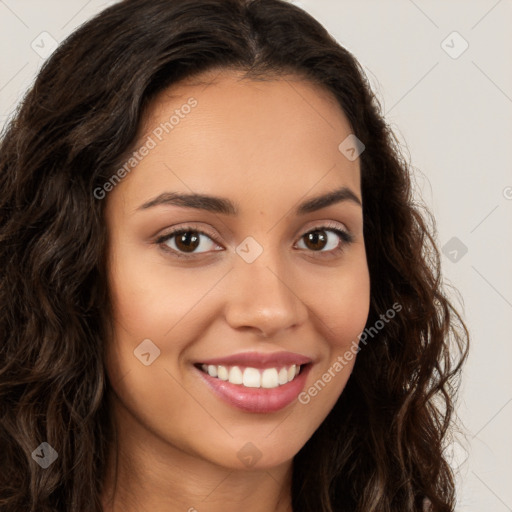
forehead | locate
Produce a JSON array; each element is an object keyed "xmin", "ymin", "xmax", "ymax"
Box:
[
  {"xmin": 113, "ymin": 69, "xmax": 361, "ymax": 212},
  {"xmin": 141, "ymin": 68, "xmax": 352, "ymax": 146}
]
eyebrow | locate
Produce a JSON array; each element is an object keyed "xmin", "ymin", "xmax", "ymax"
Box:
[{"xmin": 137, "ymin": 186, "xmax": 362, "ymax": 215}]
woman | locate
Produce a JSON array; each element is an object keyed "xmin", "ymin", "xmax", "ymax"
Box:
[{"xmin": 0, "ymin": 0, "xmax": 469, "ymax": 511}]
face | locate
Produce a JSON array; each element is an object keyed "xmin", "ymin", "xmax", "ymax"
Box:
[{"xmin": 103, "ymin": 69, "xmax": 370, "ymax": 471}]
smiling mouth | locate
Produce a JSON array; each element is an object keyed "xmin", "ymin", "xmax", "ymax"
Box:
[{"xmin": 195, "ymin": 363, "xmax": 306, "ymax": 389}]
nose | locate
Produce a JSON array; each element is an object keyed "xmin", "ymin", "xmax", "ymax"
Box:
[{"xmin": 223, "ymin": 249, "xmax": 308, "ymax": 339}]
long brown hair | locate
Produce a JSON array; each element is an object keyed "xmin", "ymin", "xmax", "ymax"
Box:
[{"xmin": 0, "ymin": 0, "xmax": 469, "ymax": 510}]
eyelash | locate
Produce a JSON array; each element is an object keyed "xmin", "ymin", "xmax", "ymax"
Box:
[{"xmin": 155, "ymin": 221, "xmax": 355, "ymax": 260}]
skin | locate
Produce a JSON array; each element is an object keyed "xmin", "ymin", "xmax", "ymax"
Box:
[{"xmin": 100, "ymin": 69, "xmax": 371, "ymax": 512}]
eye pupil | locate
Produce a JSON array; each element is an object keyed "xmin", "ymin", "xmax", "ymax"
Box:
[
  {"xmin": 175, "ymin": 231, "xmax": 200, "ymax": 252},
  {"xmin": 160, "ymin": 226, "xmax": 347, "ymax": 258},
  {"xmin": 304, "ymin": 230, "xmax": 327, "ymax": 251}
]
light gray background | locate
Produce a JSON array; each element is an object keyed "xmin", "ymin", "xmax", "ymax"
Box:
[{"xmin": 1, "ymin": 1, "xmax": 511, "ymax": 510}]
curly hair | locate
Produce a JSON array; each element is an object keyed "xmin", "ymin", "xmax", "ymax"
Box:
[{"xmin": 0, "ymin": 0, "xmax": 469, "ymax": 510}]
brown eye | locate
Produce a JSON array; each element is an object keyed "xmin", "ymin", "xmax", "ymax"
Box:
[
  {"xmin": 156, "ymin": 227, "xmax": 222, "ymax": 258},
  {"xmin": 174, "ymin": 231, "xmax": 201, "ymax": 253},
  {"xmin": 296, "ymin": 226, "xmax": 354, "ymax": 255},
  {"xmin": 303, "ymin": 230, "xmax": 328, "ymax": 251}
]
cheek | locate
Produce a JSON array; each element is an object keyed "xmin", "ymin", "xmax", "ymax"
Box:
[
  {"xmin": 107, "ymin": 243, "xmax": 218, "ymax": 342},
  {"xmin": 308, "ymin": 260, "xmax": 371, "ymax": 351},
  {"xmin": 294, "ymin": 257, "xmax": 370, "ymax": 413},
  {"xmin": 101, "ymin": 235, "xmax": 371, "ymax": 469}
]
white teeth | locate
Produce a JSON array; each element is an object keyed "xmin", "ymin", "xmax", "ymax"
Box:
[
  {"xmin": 261, "ymin": 368, "xmax": 279, "ymax": 389},
  {"xmin": 217, "ymin": 365, "xmax": 229, "ymax": 381},
  {"xmin": 228, "ymin": 366, "xmax": 243, "ymax": 385},
  {"xmin": 287, "ymin": 365, "xmax": 296, "ymax": 382},
  {"xmin": 278, "ymin": 367, "xmax": 288, "ymax": 385},
  {"xmin": 199, "ymin": 363, "xmax": 304, "ymax": 388},
  {"xmin": 243, "ymin": 367, "xmax": 261, "ymax": 388}
]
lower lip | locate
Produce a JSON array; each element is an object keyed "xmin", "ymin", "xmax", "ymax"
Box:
[{"xmin": 195, "ymin": 364, "xmax": 312, "ymax": 413}]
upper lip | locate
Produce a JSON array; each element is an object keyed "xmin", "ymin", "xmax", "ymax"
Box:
[{"xmin": 198, "ymin": 351, "xmax": 312, "ymax": 368}]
